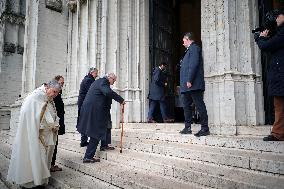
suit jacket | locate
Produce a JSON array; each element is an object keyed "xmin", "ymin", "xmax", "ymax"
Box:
[
  {"xmin": 77, "ymin": 77, "xmax": 124, "ymax": 140},
  {"xmin": 180, "ymin": 42, "xmax": 205, "ymax": 93},
  {"xmin": 77, "ymin": 74, "xmax": 96, "ymax": 108},
  {"xmin": 148, "ymin": 67, "xmax": 167, "ymax": 101},
  {"xmin": 53, "ymin": 91, "xmax": 65, "ymax": 135}
]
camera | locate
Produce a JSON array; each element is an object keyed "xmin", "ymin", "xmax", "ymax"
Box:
[{"xmin": 252, "ymin": 10, "xmax": 279, "ymax": 38}]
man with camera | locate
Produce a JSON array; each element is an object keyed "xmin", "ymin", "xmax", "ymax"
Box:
[{"xmin": 255, "ymin": 10, "xmax": 284, "ymax": 141}]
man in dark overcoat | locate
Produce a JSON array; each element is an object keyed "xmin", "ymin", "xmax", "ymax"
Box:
[
  {"xmin": 179, "ymin": 32, "xmax": 209, "ymax": 137},
  {"xmin": 255, "ymin": 10, "xmax": 284, "ymax": 141},
  {"xmin": 51, "ymin": 75, "xmax": 65, "ymax": 172},
  {"xmin": 77, "ymin": 67, "xmax": 98, "ymax": 147},
  {"xmin": 77, "ymin": 73, "xmax": 125, "ymax": 163},
  {"xmin": 147, "ymin": 62, "xmax": 173, "ymax": 123}
]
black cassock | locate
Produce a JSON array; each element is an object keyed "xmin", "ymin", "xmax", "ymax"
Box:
[{"xmin": 77, "ymin": 77, "xmax": 124, "ymax": 140}]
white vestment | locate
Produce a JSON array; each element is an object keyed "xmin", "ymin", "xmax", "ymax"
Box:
[{"xmin": 7, "ymin": 85, "xmax": 59, "ymax": 188}]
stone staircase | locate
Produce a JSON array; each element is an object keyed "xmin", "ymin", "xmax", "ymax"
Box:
[{"xmin": 0, "ymin": 123, "xmax": 283, "ymax": 189}]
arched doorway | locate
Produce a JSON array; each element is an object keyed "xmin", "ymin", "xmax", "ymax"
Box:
[{"xmin": 149, "ymin": 0, "xmax": 201, "ymax": 122}]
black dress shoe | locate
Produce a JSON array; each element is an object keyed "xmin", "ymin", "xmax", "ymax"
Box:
[
  {"xmin": 101, "ymin": 146, "xmax": 115, "ymax": 151},
  {"xmin": 194, "ymin": 130, "xmax": 210, "ymax": 137},
  {"xmin": 263, "ymin": 135, "xmax": 280, "ymax": 141},
  {"xmin": 179, "ymin": 128, "xmax": 192, "ymax": 134},
  {"xmin": 80, "ymin": 141, "xmax": 89, "ymax": 147},
  {"xmin": 83, "ymin": 158, "xmax": 100, "ymax": 163}
]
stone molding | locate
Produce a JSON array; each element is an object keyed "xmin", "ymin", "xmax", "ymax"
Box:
[
  {"xmin": 66, "ymin": 0, "xmax": 87, "ymax": 13},
  {"xmin": 3, "ymin": 42, "xmax": 16, "ymax": 53},
  {"xmin": 45, "ymin": 0, "xmax": 63, "ymax": 13},
  {"xmin": 0, "ymin": 12, "xmax": 25, "ymax": 25}
]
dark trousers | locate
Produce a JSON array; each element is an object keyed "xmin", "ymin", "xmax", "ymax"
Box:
[
  {"xmin": 272, "ymin": 96, "xmax": 284, "ymax": 140},
  {"xmin": 148, "ymin": 100, "xmax": 168, "ymax": 120},
  {"xmin": 81, "ymin": 133, "xmax": 88, "ymax": 143},
  {"xmin": 182, "ymin": 90, "xmax": 209, "ymax": 131},
  {"xmin": 78, "ymin": 108, "xmax": 88, "ymax": 144},
  {"xmin": 51, "ymin": 135, "xmax": 58, "ymax": 166},
  {"xmin": 84, "ymin": 137, "xmax": 100, "ymax": 159},
  {"xmin": 101, "ymin": 128, "xmax": 111, "ymax": 148}
]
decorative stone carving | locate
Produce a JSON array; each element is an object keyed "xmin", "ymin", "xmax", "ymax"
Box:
[
  {"xmin": 4, "ymin": 42, "xmax": 16, "ymax": 53},
  {"xmin": 17, "ymin": 45, "xmax": 24, "ymax": 55},
  {"xmin": 0, "ymin": 12, "xmax": 25, "ymax": 25},
  {"xmin": 67, "ymin": 0, "xmax": 77, "ymax": 13},
  {"xmin": 46, "ymin": 0, "xmax": 63, "ymax": 12},
  {"xmin": 66, "ymin": 0, "xmax": 87, "ymax": 13}
]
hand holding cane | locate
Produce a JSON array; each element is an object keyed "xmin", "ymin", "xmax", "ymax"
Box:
[{"xmin": 120, "ymin": 103, "xmax": 125, "ymax": 153}]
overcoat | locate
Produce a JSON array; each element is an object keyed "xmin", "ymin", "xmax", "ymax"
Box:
[
  {"xmin": 77, "ymin": 77, "xmax": 124, "ymax": 140},
  {"xmin": 256, "ymin": 23, "xmax": 284, "ymax": 96},
  {"xmin": 180, "ymin": 42, "xmax": 205, "ymax": 93},
  {"xmin": 54, "ymin": 92, "xmax": 65, "ymax": 135},
  {"xmin": 77, "ymin": 74, "xmax": 96, "ymax": 108},
  {"xmin": 148, "ymin": 67, "xmax": 167, "ymax": 101}
]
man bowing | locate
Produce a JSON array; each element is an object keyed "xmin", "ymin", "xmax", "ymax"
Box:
[
  {"xmin": 77, "ymin": 73, "xmax": 125, "ymax": 163},
  {"xmin": 7, "ymin": 80, "xmax": 61, "ymax": 188}
]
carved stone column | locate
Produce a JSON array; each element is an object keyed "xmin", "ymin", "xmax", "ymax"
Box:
[{"xmin": 201, "ymin": 0, "xmax": 264, "ymax": 134}]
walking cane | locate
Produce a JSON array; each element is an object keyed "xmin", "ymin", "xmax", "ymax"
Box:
[{"xmin": 120, "ymin": 104, "xmax": 125, "ymax": 153}]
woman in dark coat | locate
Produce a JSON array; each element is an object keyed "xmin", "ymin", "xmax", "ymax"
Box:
[
  {"xmin": 255, "ymin": 10, "xmax": 284, "ymax": 141},
  {"xmin": 77, "ymin": 73, "xmax": 125, "ymax": 163}
]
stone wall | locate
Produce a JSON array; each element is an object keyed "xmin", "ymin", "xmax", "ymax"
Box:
[
  {"xmin": 201, "ymin": 0, "xmax": 264, "ymax": 131},
  {"xmin": 21, "ymin": 0, "xmax": 68, "ymax": 94},
  {"xmin": 0, "ymin": 0, "xmax": 25, "ymax": 106},
  {"xmin": 64, "ymin": 0, "xmax": 150, "ymax": 130}
]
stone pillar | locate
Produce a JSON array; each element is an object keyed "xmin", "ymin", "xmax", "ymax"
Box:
[
  {"xmin": 10, "ymin": 0, "xmax": 68, "ymax": 131},
  {"xmin": 201, "ymin": 0, "xmax": 264, "ymax": 134},
  {"xmin": 63, "ymin": 0, "xmax": 150, "ymax": 131},
  {"xmin": 21, "ymin": 0, "xmax": 68, "ymax": 96}
]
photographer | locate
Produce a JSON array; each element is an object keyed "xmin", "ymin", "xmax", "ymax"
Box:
[{"xmin": 255, "ymin": 10, "xmax": 284, "ymax": 141}]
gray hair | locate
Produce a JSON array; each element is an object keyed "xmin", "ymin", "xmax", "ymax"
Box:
[
  {"xmin": 46, "ymin": 79, "xmax": 62, "ymax": 91},
  {"xmin": 89, "ymin": 67, "xmax": 98, "ymax": 74},
  {"xmin": 183, "ymin": 32, "xmax": 194, "ymax": 40},
  {"xmin": 105, "ymin": 73, "xmax": 117, "ymax": 79}
]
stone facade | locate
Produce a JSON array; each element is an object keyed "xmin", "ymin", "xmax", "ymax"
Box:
[
  {"xmin": 202, "ymin": 0, "xmax": 265, "ymax": 134},
  {"xmin": 6, "ymin": 0, "xmax": 269, "ymax": 134},
  {"xmin": 64, "ymin": 0, "xmax": 149, "ymax": 128},
  {"xmin": 0, "ymin": 0, "xmax": 25, "ymax": 107},
  {"xmin": 0, "ymin": 0, "xmax": 26, "ymax": 130}
]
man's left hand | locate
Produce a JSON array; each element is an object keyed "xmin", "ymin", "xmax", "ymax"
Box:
[
  {"xmin": 260, "ymin": 29, "xmax": 269, "ymax": 37},
  {"xmin": 186, "ymin": 82, "xmax": 192, "ymax": 88}
]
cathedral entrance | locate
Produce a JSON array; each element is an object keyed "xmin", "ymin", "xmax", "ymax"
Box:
[{"xmin": 149, "ymin": 0, "xmax": 201, "ymax": 122}]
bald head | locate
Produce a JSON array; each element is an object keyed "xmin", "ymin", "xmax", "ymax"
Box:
[{"xmin": 106, "ymin": 73, "xmax": 117, "ymax": 85}]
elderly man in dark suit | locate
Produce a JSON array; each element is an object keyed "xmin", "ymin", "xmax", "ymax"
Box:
[
  {"xmin": 179, "ymin": 32, "xmax": 209, "ymax": 137},
  {"xmin": 50, "ymin": 75, "xmax": 65, "ymax": 172},
  {"xmin": 255, "ymin": 10, "xmax": 284, "ymax": 141},
  {"xmin": 77, "ymin": 73, "xmax": 125, "ymax": 163},
  {"xmin": 77, "ymin": 67, "xmax": 98, "ymax": 147},
  {"xmin": 147, "ymin": 62, "xmax": 173, "ymax": 123}
]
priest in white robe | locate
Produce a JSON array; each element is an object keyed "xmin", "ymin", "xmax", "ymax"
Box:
[{"xmin": 7, "ymin": 80, "xmax": 62, "ymax": 188}]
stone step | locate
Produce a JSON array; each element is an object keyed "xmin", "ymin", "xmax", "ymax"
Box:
[
  {"xmin": 1, "ymin": 131, "xmax": 283, "ymax": 175},
  {"xmin": 56, "ymin": 137, "xmax": 284, "ymax": 189},
  {"xmin": 55, "ymin": 148, "xmax": 207, "ymax": 189},
  {"xmin": 64, "ymin": 123, "xmax": 272, "ymax": 137},
  {"xmin": 110, "ymin": 129, "xmax": 284, "ymax": 153},
  {"xmin": 0, "ymin": 137, "xmax": 207, "ymax": 189},
  {"xmin": 60, "ymin": 133, "xmax": 284, "ymax": 175},
  {"xmin": 0, "ymin": 142, "xmax": 121, "ymax": 189},
  {"xmin": 123, "ymin": 123, "xmax": 272, "ymax": 136}
]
